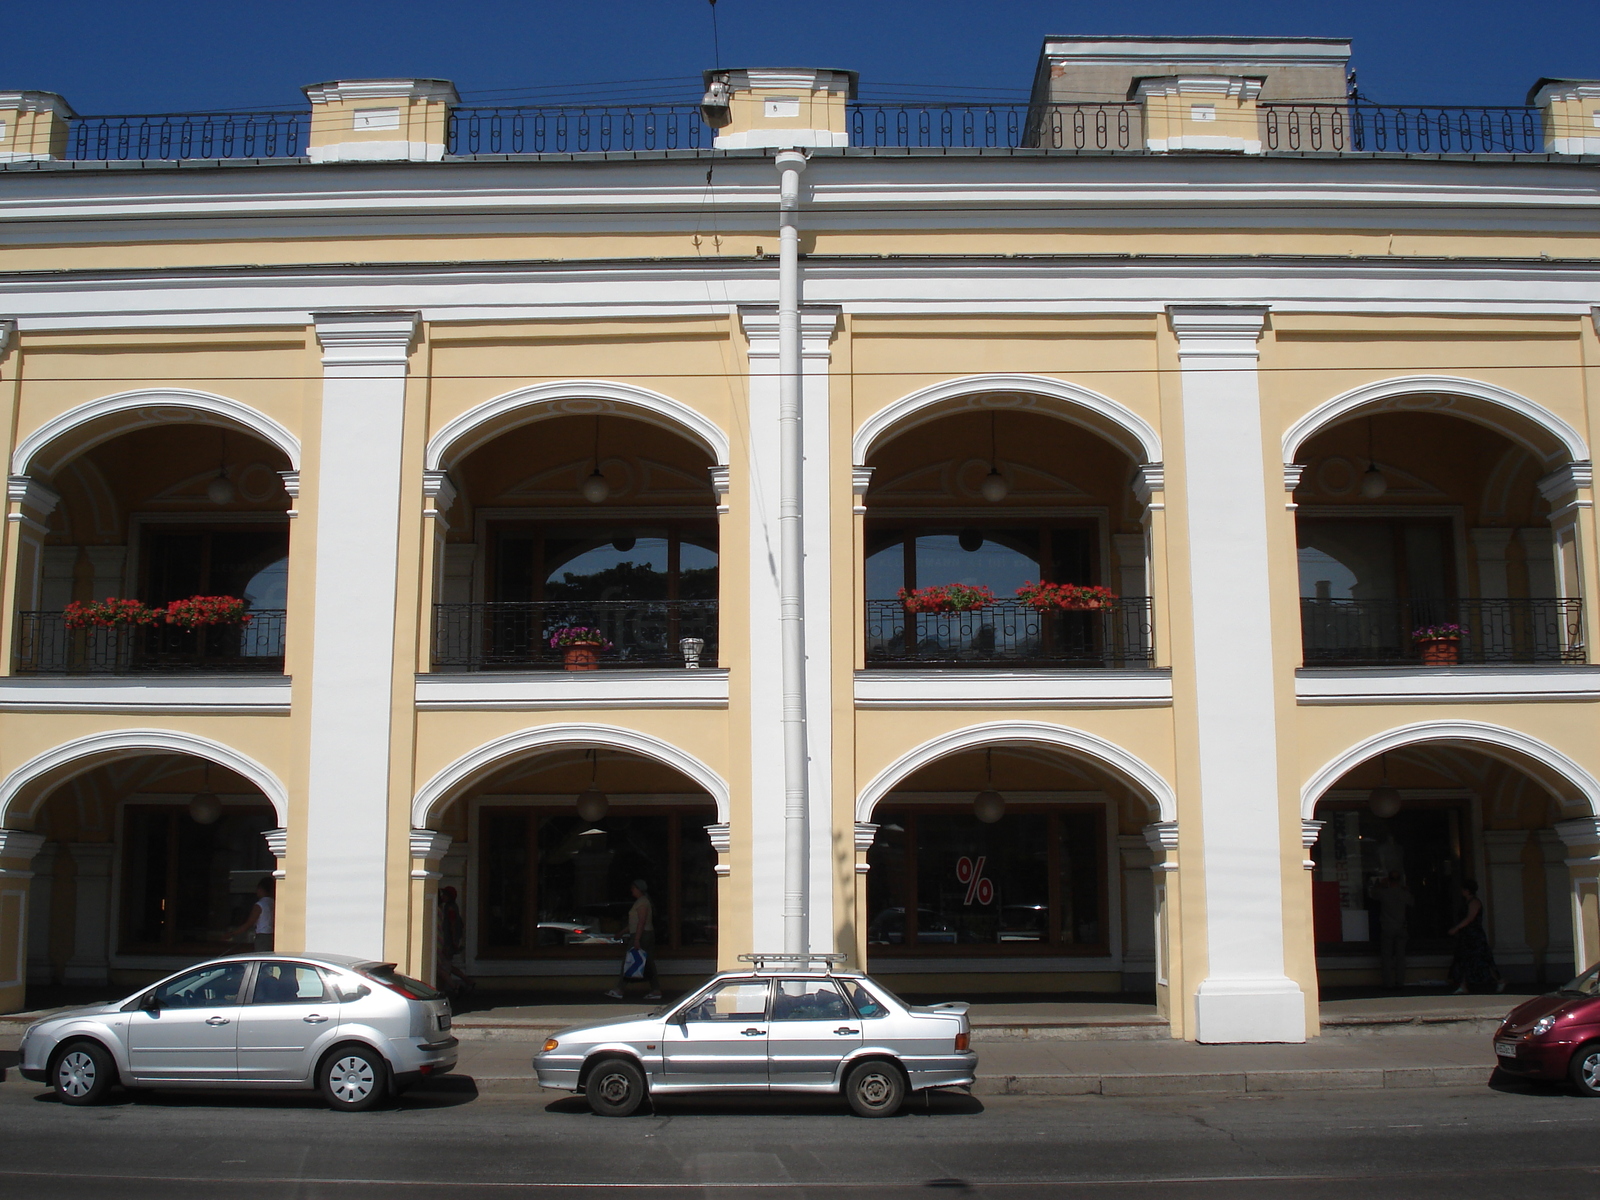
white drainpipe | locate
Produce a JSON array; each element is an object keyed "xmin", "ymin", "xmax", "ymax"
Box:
[{"xmin": 775, "ymin": 147, "xmax": 810, "ymax": 956}]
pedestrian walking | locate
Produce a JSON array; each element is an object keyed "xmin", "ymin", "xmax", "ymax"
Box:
[
  {"xmin": 230, "ymin": 877, "xmax": 275, "ymax": 951},
  {"xmin": 1370, "ymin": 871, "xmax": 1414, "ymax": 989},
  {"xmin": 1447, "ymin": 879, "xmax": 1505, "ymax": 995},
  {"xmin": 605, "ymin": 879, "xmax": 660, "ymax": 1001},
  {"xmin": 436, "ymin": 885, "xmax": 473, "ymax": 998}
]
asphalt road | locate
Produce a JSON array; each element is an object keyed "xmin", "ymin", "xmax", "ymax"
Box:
[{"xmin": 0, "ymin": 1074, "xmax": 1597, "ymax": 1198}]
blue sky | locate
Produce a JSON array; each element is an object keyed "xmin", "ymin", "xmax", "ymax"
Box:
[{"xmin": 6, "ymin": 0, "xmax": 1597, "ymax": 114}]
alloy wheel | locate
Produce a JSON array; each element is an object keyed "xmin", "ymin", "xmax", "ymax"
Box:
[{"xmin": 56, "ymin": 1050, "xmax": 97, "ymax": 1098}]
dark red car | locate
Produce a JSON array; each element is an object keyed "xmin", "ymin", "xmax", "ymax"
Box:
[{"xmin": 1492, "ymin": 964, "xmax": 1600, "ymax": 1094}]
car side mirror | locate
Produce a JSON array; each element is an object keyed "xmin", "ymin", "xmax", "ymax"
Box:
[{"xmin": 139, "ymin": 992, "xmax": 162, "ymax": 1012}]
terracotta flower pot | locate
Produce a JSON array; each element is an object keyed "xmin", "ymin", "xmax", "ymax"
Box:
[
  {"xmin": 563, "ymin": 646, "xmax": 601, "ymax": 671},
  {"xmin": 1418, "ymin": 638, "xmax": 1460, "ymax": 666}
]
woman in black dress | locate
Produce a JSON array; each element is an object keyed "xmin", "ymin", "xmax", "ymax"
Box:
[{"xmin": 1447, "ymin": 879, "xmax": 1505, "ymax": 995}]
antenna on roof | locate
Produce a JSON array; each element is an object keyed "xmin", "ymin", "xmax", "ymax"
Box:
[{"xmin": 709, "ymin": 0, "xmax": 721, "ymax": 70}]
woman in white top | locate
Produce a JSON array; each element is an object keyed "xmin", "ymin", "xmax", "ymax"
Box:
[{"xmin": 231, "ymin": 878, "xmax": 275, "ymax": 952}]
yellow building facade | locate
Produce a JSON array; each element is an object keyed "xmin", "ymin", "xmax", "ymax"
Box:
[{"xmin": 3, "ymin": 37, "xmax": 1600, "ymax": 1042}]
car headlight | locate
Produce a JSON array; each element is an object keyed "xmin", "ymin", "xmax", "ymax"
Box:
[{"xmin": 1532, "ymin": 1015, "xmax": 1558, "ymax": 1035}]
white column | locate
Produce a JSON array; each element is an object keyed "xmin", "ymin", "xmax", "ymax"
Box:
[
  {"xmin": 0, "ymin": 830, "xmax": 45, "ymax": 1006},
  {"xmin": 84, "ymin": 546, "xmax": 128, "ymax": 598},
  {"xmin": 1470, "ymin": 529, "xmax": 1515, "ymax": 598},
  {"xmin": 62, "ymin": 842, "xmax": 114, "ymax": 984},
  {"xmin": 303, "ymin": 311, "xmax": 418, "ymax": 959},
  {"xmin": 38, "ymin": 547, "xmax": 77, "ymax": 610},
  {"xmin": 1168, "ymin": 305, "xmax": 1305, "ymax": 1043},
  {"xmin": 738, "ymin": 304, "xmax": 840, "ymax": 954},
  {"xmin": 1554, "ymin": 817, "xmax": 1600, "ymax": 973},
  {"xmin": 1482, "ymin": 830, "xmax": 1531, "ymax": 975},
  {"xmin": 1518, "ymin": 528, "xmax": 1558, "ymax": 597},
  {"xmin": 26, "ymin": 841, "xmax": 57, "ymax": 984}
]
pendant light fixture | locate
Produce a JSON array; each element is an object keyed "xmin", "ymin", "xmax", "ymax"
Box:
[
  {"xmin": 979, "ymin": 410, "xmax": 1009, "ymax": 503},
  {"xmin": 973, "ymin": 747, "xmax": 1006, "ymax": 824},
  {"xmin": 1368, "ymin": 752, "xmax": 1402, "ymax": 819},
  {"xmin": 206, "ymin": 428, "xmax": 237, "ymax": 505},
  {"xmin": 1359, "ymin": 415, "xmax": 1387, "ymax": 499},
  {"xmin": 581, "ymin": 416, "xmax": 612, "ymax": 504},
  {"xmin": 576, "ymin": 748, "xmax": 610, "ymax": 822},
  {"xmin": 188, "ymin": 761, "xmax": 223, "ymax": 825}
]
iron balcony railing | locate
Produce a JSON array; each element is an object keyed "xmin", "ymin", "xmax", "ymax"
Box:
[
  {"xmin": 447, "ymin": 105, "xmax": 711, "ymax": 155},
  {"xmin": 1262, "ymin": 103, "xmax": 1542, "ymax": 155},
  {"xmin": 865, "ymin": 597, "xmax": 1153, "ymax": 668},
  {"xmin": 66, "ymin": 112, "xmax": 308, "ymax": 160},
  {"xmin": 14, "ymin": 610, "xmax": 287, "ymax": 673},
  {"xmin": 433, "ymin": 600, "xmax": 718, "ymax": 670},
  {"xmin": 1300, "ymin": 598, "xmax": 1584, "ymax": 666}
]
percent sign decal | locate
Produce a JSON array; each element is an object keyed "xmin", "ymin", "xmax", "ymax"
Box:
[{"xmin": 956, "ymin": 856, "xmax": 994, "ymax": 906}]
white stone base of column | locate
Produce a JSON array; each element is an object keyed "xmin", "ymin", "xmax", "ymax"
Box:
[{"xmin": 1194, "ymin": 976, "xmax": 1306, "ymax": 1043}]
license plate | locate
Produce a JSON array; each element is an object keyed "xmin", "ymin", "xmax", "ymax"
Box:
[
  {"xmin": 438, "ymin": 1013, "xmax": 451, "ymax": 1031},
  {"xmin": 1495, "ymin": 1040, "xmax": 1519, "ymax": 1058}
]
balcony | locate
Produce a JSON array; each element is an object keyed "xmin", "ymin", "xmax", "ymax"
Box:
[
  {"xmin": 13, "ymin": 611, "xmax": 287, "ymax": 674},
  {"xmin": 864, "ymin": 598, "xmax": 1153, "ymax": 669},
  {"xmin": 1300, "ymin": 599, "xmax": 1584, "ymax": 667},
  {"xmin": 432, "ymin": 601, "xmax": 718, "ymax": 671}
]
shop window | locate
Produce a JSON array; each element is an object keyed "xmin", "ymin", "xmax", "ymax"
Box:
[
  {"xmin": 119, "ymin": 803, "xmax": 277, "ymax": 955},
  {"xmin": 1309, "ymin": 800, "xmax": 1467, "ymax": 953},
  {"xmin": 477, "ymin": 807, "xmax": 718, "ymax": 957},
  {"xmin": 865, "ymin": 805, "xmax": 1106, "ymax": 954}
]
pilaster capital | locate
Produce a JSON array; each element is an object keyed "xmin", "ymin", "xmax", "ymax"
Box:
[
  {"xmin": 1142, "ymin": 820, "xmax": 1179, "ymax": 854},
  {"xmin": 737, "ymin": 305, "xmax": 841, "ymax": 359},
  {"xmin": 852, "ymin": 467, "xmax": 874, "ymax": 514},
  {"xmin": 422, "ymin": 470, "xmax": 457, "ymax": 510},
  {"xmin": 0, "ymin": 318, "xmax": 14, "ymax": 357},
  {"xmin": 708, "ymin": 466, "xmax": 731, "ymax": 515},
  {"xmin": 704, "ymin": 822, "xmax": 732, "ymax": 854},
  {"xmin": 1132, "ymin": 462, "xmax": 1165, "ymax": 506},
  {"xmin": 7, "ymin": 475, "xmax": 61, "ymax": 517},
  {"xmin": 1554, "ymin": 816, "xmax": 1600, "ymax": 849},
  {"xmin": 313, "ymin": 311, "xmax": 420, "ymax": 368},
  {"xmin": 261, "ymin": 827, "xmax": 289, "ymax": 879},
  {"xmin": 0, "ymin": 829, "xmax": 46, "ymax": 862},
  {"xmin": 1167, "ymin": 306, "xmax": 1269, "ymax": 359},
  {"xmin": 1537, "ymin": 461, "xmax": 1593, "ymax": 504},
  {"xmin": 854, "ymin": 822, "xmax": 879, "ymax": 853},
  {"xmin": 409, "ymin": 829, "xmax": 454, "ymax": 862}
]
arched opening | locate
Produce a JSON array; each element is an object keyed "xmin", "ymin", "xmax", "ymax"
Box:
[
  {"xmin": 1306, "ymin": 733, "xmax": 1596, "ymax": 999},
  {"xmin": 430, "ymin": 408, "xmax": 721, "ymax": 672},
  {"xmin": 1291, "ymin": 391, "xmax": 1586, "ymax": 667},
  {"xmin": 17, "ymin": 753, "xmax": 280, "ymax": 1007},
  {"xmin": 859, "ymin": 734, "xmax": 1170, "ymax": 1001},
  {"xmin": 421, "ymin": 745, "xmax": 723, "ymax": 999},
  {"xmin": 860, "ymin": 394, "xmax": 1155, "ymax": 669},
  {"xmin": 12, "ymin": 404, "xmax": 295, "ymax": 675}
]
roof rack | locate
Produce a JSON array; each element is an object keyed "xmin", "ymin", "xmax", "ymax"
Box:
[{"xmin": 737, "ymin": 952, "xmax": 848, "ymax": 972}]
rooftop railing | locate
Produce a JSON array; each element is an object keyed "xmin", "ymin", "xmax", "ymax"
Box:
[
  {"xmin": 13, "ymin": 610, "xmax": 287, "ymax": 673},
  {"xmin": 849, "ymin": 103, "xmax": 1139, "ymax": 150},
  {"xmin": 447, "ymin": 105, "xmax": 711, "ymax": 155},
  {"xmin": 1262, "ymin": 103, "xmax": 1543, "ymax": 155},
  {"xmin": 66, "ymin": 112, "xmax": 308, "ymax": 160},
  {"xmin": 864, "ymin": 597, "xmax": 1153, "ymax": 668}
]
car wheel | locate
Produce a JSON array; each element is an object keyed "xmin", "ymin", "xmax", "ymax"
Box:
[
  {"xmin": 585, "ymin": 1057, "xmax": 647, "ymax": 1117},
  {"xmin": 843, "ymin": 1059, "xmax": 905, "ymax": 1117},
  {"xmin": 51, "ymin": 1040, "xmax": 117, "ymax": 1106},
  {"xmin": 1569, "ymin": 1042, "xmax": 1600, "ymax": 1097},
  {"xmin": 319, "ymin": 1045, "xmax": 391, "ymax": 1112}
]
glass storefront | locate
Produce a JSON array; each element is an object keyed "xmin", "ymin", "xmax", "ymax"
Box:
[
  {"xmin": 477, "ymin": 807, "xmax": 717, "ymax": 958},
  {"xmin": 866, "ymin": 805, "xmax": 1106, "ymax": 954},
  {"xmin": 119, "ymin": 802, "xmax": 277, "ymax": 954}
]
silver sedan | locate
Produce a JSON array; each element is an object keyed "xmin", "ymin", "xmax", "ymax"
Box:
[
  {"xmin": 534, "ymin": 966, "xmax": 976, "ymax": 1116},
  {"xmin": 17, "ymin": 952, "xmax": 457, "ymax": 1111}
]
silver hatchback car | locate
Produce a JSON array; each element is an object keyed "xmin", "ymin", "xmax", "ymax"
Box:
[
  {"xmin": 17, "ymin": 952, "xmax": 457, "ymax": 1111},
  {"xmin": 534, "ymin": 959, "xmax": 976, "ymax": 1117}
]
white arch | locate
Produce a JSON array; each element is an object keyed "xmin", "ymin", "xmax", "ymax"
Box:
[
  {"xmin": 12, "ymin": 388, "xmax": 302, "ymax": 476},
  {"xmin": 0, "ymin": 729, "xmax": 290, "ymax": 826},
  {"xmin": 1282, "ymin": 375, "xmax": 1588, "ymax": 467},
  {"xmin": 855, "ymin": 720, "xmax": 1176, "ymax": 824},
  {"xmin": 426, "ymin": 381, "xmax": 730, "ymax": 471},
  {"xmin": 853, "ymin": 374, "xmax": 1162, "ymax": 467},
  {"xmin": 412, "ymin": 723, "xmax": 730, "ymax": 828},
  {"xmin": 1300, "ymin": 720, "xmax": 1600, "ymax": 820}
]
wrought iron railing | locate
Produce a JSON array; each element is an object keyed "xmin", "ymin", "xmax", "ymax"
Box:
[
  {"xmin": 432, "ymin": 600, "xmax": 717, "ymax": 670},
  {"xmin": 1262, "ymin": 104, "xmax": 1542, "ymax": 155},
  {"xmin": 447, "ymin": 106, "xmax": 711, "ymax": 155},
  {"xmin": 14, "ymin": 611, "xmax": 287, "ymax": 673},
  {"xmin": 66, "ymin": 113, "xmax": 308, "ymax": 160},
  {"xmin": 847, "ymin": 103, "xmax": 1138, "ymax": 150},
  {"xmin": 1300, "ymin": 598, "xmax": 1583, "ymax": 666},
  {"xmin": 864, "ymin": 597, "xmax": 1153, "ymax": 668}
]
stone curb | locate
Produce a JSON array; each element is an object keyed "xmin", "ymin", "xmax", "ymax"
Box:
[{"xmin": 970, "ymin": 1065, "xmax": 1492, "ymax": 1097}]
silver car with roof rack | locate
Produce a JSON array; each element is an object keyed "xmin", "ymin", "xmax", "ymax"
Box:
[
  {"xmin": 16, "ymin": 952, "xmax": 457, "ymax": 1111},
  {"xmin": 533, "ymin": 953, "xmax": 976, "ymax": 1116}
]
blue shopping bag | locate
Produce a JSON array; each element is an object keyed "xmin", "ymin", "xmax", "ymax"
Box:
[{"xmin": 622, "ymin": 948, "xmax": 648, "ymax": 980}]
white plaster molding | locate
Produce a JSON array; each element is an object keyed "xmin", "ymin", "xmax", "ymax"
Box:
[
  {"xmin": 854, "ymin": 373, "xmax": 1161, "ymax": 467},
  {"xmin": 0, "ymin": 91, "xmax": 75, "ymax": 118},
  {"xmin": 852, "ymin": 669, "xmax": 1172, "ymax": 709},
  {"xmin": 12, "ymin": 388, "xmax": 301, "ymax": 477},
  {"xmin": 308, "ymin": 141, "xmax": 446, "ymax": 164},
  {"xmin": 0, "ymin": 319, "xmax": 14, "ymax": 356},
  {"xmin": 1554, "ymin": 816, "xmax": 1600, "ymax": 847},
  {"xmin": 705, "ymin": 821, "xmax": 731, "ymax": 876},
  {"xmin": 412, "ymin": 723, "xmax": 730, "ymax": 828},
  {"xmin": 1283, "ymin": 376, "xmax": 1588, "ymax": 468},
  {"xmin": 713, "ymin": 129, "xmax": 849, "ymax": 150},
  {"xmin": 276, "ymin": 470, "xmax": 300, "ymax": 518},
  {"xmin": 0, "ymin": 829, "xmax": 46, "ymax": 861},
  {"xmin": 1297, "ymin": 666, "xmax": 1600, "ymax": 705},
  {"xmin": 1167, "ymin": 305, "xmax": 1268, "ymax": 356},
  {"xmin": 0, "ymin": 676, "xmax": 292, "ymax": 715},
  {"xmin": 1283, "ymin": 463, "xmax": 1307, "ymax": 493},
  {"xmin": 1142, "ymin": 821, "xmax": 1179, "ymax": 854},
  {"xmin": 410, "ymin": 829, "xmax": 454, "ymax": 861},
  {"xmin": 1136, "ymin": 76, "xmax": 1265, "ymax": 154},
  {"xmin": 1300, "ymin": 720, "xmax": 1600, "ymax": 820},
  {"xmin": 737, "ymin": 305, "xmax": 841, "ymax": 354},
  {"xmin": 1300, "ymin": 818, "xmax": 1325, "ymax": 869},
  {"xmin": 304, "ymin": 79, "xmax": 459, "ymax": 106},
  {"xmin": 414, "ymin": 670, "xmax": 729, "ymax": 710},
  {"xmin": 855, "ymin": 720, "xmax": 1176, "ymax": 824},
  {"xmin": 854, "ymin": 822, "xmax": 879, "ymax": 853},
  {"xmin": 313, "ymin": 310, "xmax": 418, "ymax": 365},
  {"xmin": 851, "ymin": 467, "xmax": 874, "ymax": 515},
  {"xmin": 0, "ymin": 729, "xmax": 289, "ymax": 826},
  {"xmin": 1132, "ymin": 463, "xmax": 1165, "ymax": 506},
  {"xmin": 262, "ymin": 828, "xmax": 288, "ymax": 880},
  {"xmin": 6, "ymin": 475, "xmax": 60, "ymax": 516},
  {"xmin": 1537, "ymin": 461, "xmax": 1594, "ymax": 503},
  {"xmin": 422, "ymin": 469, "xmax": 457, "ymax": 513},
  {"xmin": 708, "ymin": 465, "xmax": 731, "ymax": 515},
  {"xmin": 426, "ymin": 379, "xmax": 729, "ymax": 471}
]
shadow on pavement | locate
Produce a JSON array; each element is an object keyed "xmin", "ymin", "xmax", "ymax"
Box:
[
  {"xmin": 543, "ymin": 1088, "xmax": 984, "ymax": 1119},
  {"xmin": 23, "ymin": 1076, "xmax": 481, "ymax": 1111}
]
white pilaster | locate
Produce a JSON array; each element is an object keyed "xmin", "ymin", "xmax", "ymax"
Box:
[
  {"xmin": 62, "ymin": 842, "xmax": 114, "ymax": 985},
  {"xmin": 0, "ymin": 830, "xmax": 45, "ymax": 998},
  {"xmin": 1536, "ymin": 829, "xmax": 1576, "ymax": 976},
  {"xmin": 738, "ymin": 304, "xmax": 840, "ymax": 954},
  {"xmin": 304, "ymin": 311, "xmax": 418, "ymax": 959},
  {"xmin": 1483, "ymin": 829, "xmax": 1532, "ymax": 970},
  {"xmin": 26, "ymin": 840, "xmax": 57, "ymax": 984},
  {"xmin": 1169, "ymin": 305, "xmax": 1305, "ymax": 1043},
  {"xmin": 39, "ymin": 547, "xmax": 77, "ymax": 611},
  {"xmin": 1119, "ymin": 834, "xmax": 1157, "ymax": 988}
]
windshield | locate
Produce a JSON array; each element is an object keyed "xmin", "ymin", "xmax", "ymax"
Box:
[{"xmin": 1560, "ymin": 964, "xmax": 1600, "ymax": 996}]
